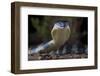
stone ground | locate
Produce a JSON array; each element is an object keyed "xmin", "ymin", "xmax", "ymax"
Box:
[{"xmin": 28, "ymin": 52, "xmax": 87, "ymax": 61}]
